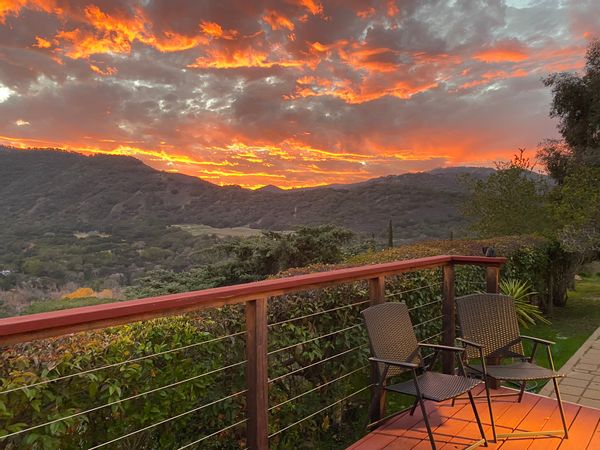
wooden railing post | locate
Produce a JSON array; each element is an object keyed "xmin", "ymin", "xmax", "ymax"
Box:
[
  {"xmin": 246, "ymin": 297, "xmax": 269, "ymax": 450},
  {"xmin": 442, "ymin": 264, "xmax": 456, "ymax": 374},
  {"xmin": 486, "ymin": 266, "xmax": 500, "ymax": 293},
  {"xmin": 368, "ymin": 276, "xmax": 386, "ymax": 422}
]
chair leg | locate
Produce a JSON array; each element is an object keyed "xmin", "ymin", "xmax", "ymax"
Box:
[
  {"xmin": 417, "ymin": 397, "xmax": 437, "ymax": 450},
  {"xmin": 552, "ymin": 377, "xmax": 569, "ymax": 439},
  {"xmin": 484, "ymin": 378, "xmax": 497, "ymax": 442},
  {"xmin": 409, "ymin": 398, "xmax": 419, "ymax": 416},
  {"xmin": 369, "ymin": 382, "xmax": 385, "ymax": 423},
  {"xmin": 518, "ymin": 381, "xmax": 526, "ymax": 402},
  {"xmin": 467, "ymin": 390, "xmax": 487, "ymax": 447}
]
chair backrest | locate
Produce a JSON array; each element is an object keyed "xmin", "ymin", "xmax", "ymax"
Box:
[
  {"xmin": 361, "ymin": 302, "xmax": 421, "ymax": 377},
  {"xmin": 456, "ymin": 293, "xmax": 524, "ymax": 359}
]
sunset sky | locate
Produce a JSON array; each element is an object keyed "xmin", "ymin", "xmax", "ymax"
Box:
[{"xmin": 0, "ymin": 0, "xmax": 596, "ymax": 188}]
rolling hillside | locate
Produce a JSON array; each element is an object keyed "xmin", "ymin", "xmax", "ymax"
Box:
[{"xmin": 0, "ymin": 147, "xmax": 493, "ymax": 241}]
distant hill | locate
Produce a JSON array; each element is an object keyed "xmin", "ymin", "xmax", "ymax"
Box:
[{"xmin": 0, "ymin": 147, "xmax": 494, "ymax": 241}]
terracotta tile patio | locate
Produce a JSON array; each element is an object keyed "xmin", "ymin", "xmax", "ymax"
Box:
[{"xmin": 348, "ymin": 386, "xmax": 600, "ymax": 449}]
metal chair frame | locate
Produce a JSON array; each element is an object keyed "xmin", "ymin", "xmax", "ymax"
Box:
[
  {"xmin": 362, "ymin": 302, "xmax": 488, "ymax": 450},
  {"xmin": 455, "ymin": 293, "xmax": 569, "ymax": 442}
]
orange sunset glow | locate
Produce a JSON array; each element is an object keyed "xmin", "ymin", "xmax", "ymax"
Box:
[{"xmin": 0, "ymin": 0, "xmax": 594, "ymax": 188}]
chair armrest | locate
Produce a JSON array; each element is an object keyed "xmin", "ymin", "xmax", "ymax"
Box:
[
  {"xmin": 369, "ymin": 357, "xmax": 419, "ymax": 369},
  {"xmin": 456, "ymin": 337, "xmax": 484, "ymax": 348},
  {"xmin": 520, "ymin": 335, "xmax": 555, "ymax": 346},
  {"xmin": 419, "ymin": 343, "xmax": 465, "ymax": 353}
]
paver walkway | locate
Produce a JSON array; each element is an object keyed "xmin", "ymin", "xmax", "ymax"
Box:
[{"xmin": 540, "ymin": 326, "xmax": 600, "ymax": 409}]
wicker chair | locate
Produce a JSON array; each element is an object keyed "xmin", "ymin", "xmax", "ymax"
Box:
[
  {"xmin": 362, "ymin": 302, "xmax": 487, "ymax": 450},
  {"xmin": 455, "ymin": 293, "xmax": 568, "ymax": 442}
]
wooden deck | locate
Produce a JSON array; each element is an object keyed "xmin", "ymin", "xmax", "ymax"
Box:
[{"xmin": 348, "ymin": 387, "xmax": 600, "ymax": 449}]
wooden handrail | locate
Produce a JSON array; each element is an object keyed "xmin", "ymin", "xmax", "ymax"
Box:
[
  {"xmin": 0, "ymin": 254, "xmax": 506, "ymax": 450},
  {"xmin": 0, "ymin": 255, "xmax": 505, "ymax": 345}
]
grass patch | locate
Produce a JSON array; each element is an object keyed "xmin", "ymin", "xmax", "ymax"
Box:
[
  {"xmin": 172, "ymin": 224, "xmax": 264, "ymax": 238},
  {"xmin": 523, "ymin": 275, "xmax": 600, "ymax": 370},
  {"xmin": 24, "ymin": 297, "xmax": 123, "ymax": 315}
]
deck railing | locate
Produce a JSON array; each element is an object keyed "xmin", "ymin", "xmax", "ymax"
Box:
[{"xmin": 0, "ymin": 255, "xmax": 505, "ymax": 449}]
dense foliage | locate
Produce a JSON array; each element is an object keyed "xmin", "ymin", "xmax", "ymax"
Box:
[
  {"xmin": 0, "ymin": 225, "xmax": 360, "ymax": 317},
  {"xmin": 541, "ymin": 39, "xmax": 600, "ymax": 178},
  {"xmin": 537, "ymin": 39, "xmax": 600, "ymax": 254},
  {"xmin": 126, "ymin": 225, "xmax": 357, "ymax": 299},
  {"xmin": 461, "ymin": 151, "xmax": 553, "ymax": 238}
]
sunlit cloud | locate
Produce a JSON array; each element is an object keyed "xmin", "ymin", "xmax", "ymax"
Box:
[
  {"xmin": 0, "ymin": 0, "xmax": 593, "ymax": 188},
  {"xmin": 473, "ymin": 42, "xmax": 530, "ymax": 63}
]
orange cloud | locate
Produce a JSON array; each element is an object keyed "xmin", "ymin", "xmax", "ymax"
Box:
[
  {"xmin": 200, "ymin": 21, "xmax": 238, "ymax": 40},
  {"xmin": 0, "ymin": 0, "xmax": 61, "ymax": 22},
  {"xmin": 458, "ymin": 68, "xmax": 529, "ymax": 89},
  {"xmin": 339, "ymin": 46, "xmax": 399, "ymax": 73},
  {"xmin": 473, "ymin": 41, "xmax": 529, "ymax": 63},
  {"xmin": 386, "ymin": 0, "xmax": 399, "ymax": 17},
  {"xmin": 291, "ymin": 73, "xmax": 438, "ymax": 103},
  {"xmin": 294, "ymin": 0, "xmax": 323, "ymax": 16},
  {"xmin": 263, "ymin": 10, "xmax": 295, "ymax": 31},
  {"xmin": 33, "ymin": 35, "xmax": 52, "ymax": 48},
  {"xmin": 90, "ymin": 64, "xmax": 117, "ymax": 76},
  {"xmin": 189, "ymin": 42, "xmax": 304, "ymax": 69},
  {"xmin": 357, "ymin": 7, "xmax": 375, "ymax": 19},
  {"xmin": 10, "ymin": 3, "xmax": 207, "ymax": 58}
]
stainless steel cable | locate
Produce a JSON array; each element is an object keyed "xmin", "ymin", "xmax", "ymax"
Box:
[
  {"xmin": 386, "ymin": 282, "xmax": 441, "ymax": 298},
  {"xmin": 0, "ymin": 330, "xmax": 246, "ymax": 396},
  {"xmin": 269, "ymin": 365, "xmax": 368, "ymax": 411},
  {"xmin": 420, "ymin": 331, "xmax": 444, "ymax": 342},
  {"xmin": 0, "ymin": 359, "xmax": 247, "ymax": 441},
  {"xmin": 269, "ymin": 344, "xmax": 367, "ymax": 384},
  {"xmin": 268, "ymin": 385, "xmax": 372, "ymax": 438},
  {"xmin": 267, "ymin": 323, "xmax": 363, "ymax": 356},
  {"xmin": 268, "ymin": 300, "xmax": 369, "ymax": 328},
  {"xmin": 87, "ymin": 390, "xmax": 247, "ymax": 449},
  {"xmin": 408, "ymin": 298, "xmax": 442, "ymax": 312},
  {"xmin": 176, "ymin": 418, "xmax": 248, "ymax": 449},
  {"xmin": 413, "ymin": 315, "xmax": 443, "ymax": 328}
]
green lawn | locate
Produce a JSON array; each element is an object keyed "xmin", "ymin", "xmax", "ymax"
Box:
[
  {"xmin": 523, "ymin": 275, "xmax": 600, "ymax": 370},
  {"xmin": 172, "ymin": 223, "xmax": 264, "ymax": 238},
  {"xmin": 23, "ymin": 296, "xmax": 122, "ymax": 315}
]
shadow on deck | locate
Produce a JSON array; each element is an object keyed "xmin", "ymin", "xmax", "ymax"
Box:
[{"xmin": 348, "ymin": 387, "xmax": 600, "ymax": 449}]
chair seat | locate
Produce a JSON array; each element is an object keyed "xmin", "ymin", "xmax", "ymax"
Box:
[
  {"xmin": 485, "ymin": 361, "xmax": 563, "ymax": 381},
  {"xmin": 386, "ymin": 371, "xmax": 483, "ymax": 402}
]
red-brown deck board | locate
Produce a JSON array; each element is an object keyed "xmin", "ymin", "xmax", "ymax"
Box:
[{"xmin": 348, "ymin": 387, "xmax": 600, "ymax": 450}]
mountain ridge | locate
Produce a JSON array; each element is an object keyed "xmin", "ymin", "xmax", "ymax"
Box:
[{"xmin": 0, "ymin": 146, "xmax": 493, "ymax": 240}]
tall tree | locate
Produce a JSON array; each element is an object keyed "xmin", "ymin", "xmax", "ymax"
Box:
[
  {"xmin": 462, "ymin": 150, "xmax": 552, "ymax": 238},
  {"xmin": 539, "ymin": 39, "xmax": 600, "ymax": 182},
  {"xmin": 539, "ymin": 39, "xmax": 600, "ymax": 253}
]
